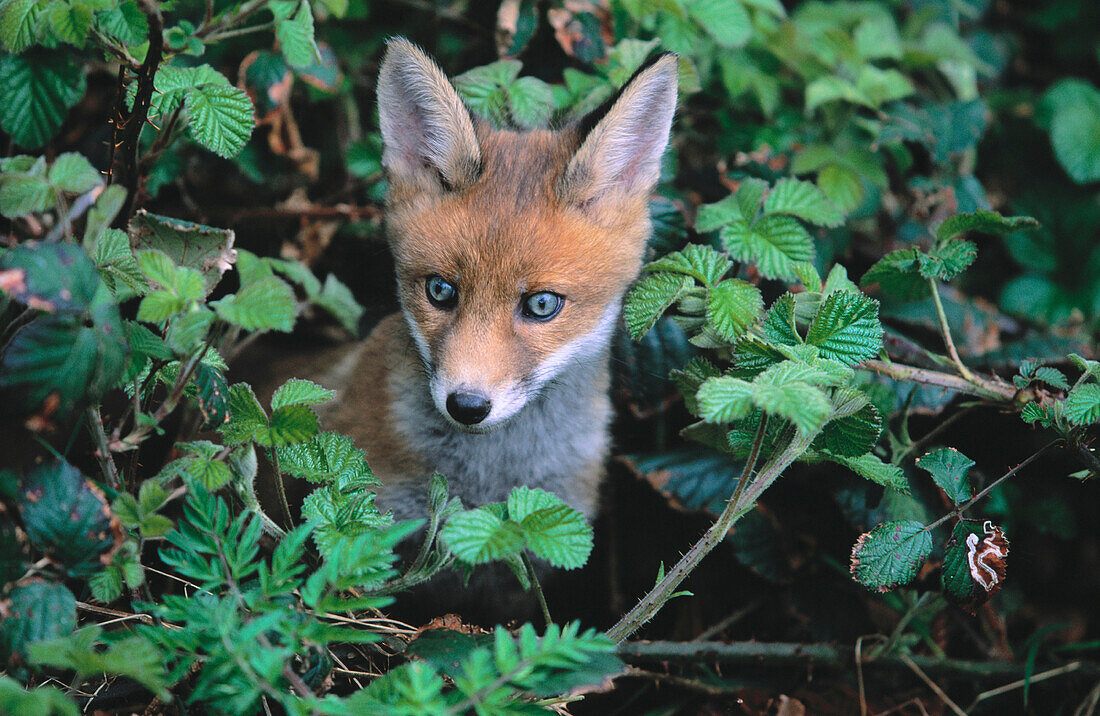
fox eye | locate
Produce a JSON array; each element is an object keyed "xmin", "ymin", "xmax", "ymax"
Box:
[
  {"xmin": 426, "ymin": 275, "xmax": 457, "ymax": 309},
  {"xmin": 521, "ymin": 292, "xmax": 563, "ymax": 321}
]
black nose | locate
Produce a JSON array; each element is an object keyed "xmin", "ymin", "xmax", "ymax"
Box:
[{"xmin": 446, "ymin": 391, "xmax": 491, "ymax": 425}]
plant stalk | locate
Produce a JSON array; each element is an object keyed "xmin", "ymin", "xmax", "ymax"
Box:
[
  {"xmin": 522, "ymin": 552, "xmax": 554, "ymax": 629},
  {"xmin": 606, "ymin": 427, "xmax": 816, "ymax": 643},
  {"xmin": 863, "ymin": 359, "xmax": 1016, "ymax": 402},
  {"xmin": 928, "ymin": 278, "xmax": 975, "ymax": 381}
]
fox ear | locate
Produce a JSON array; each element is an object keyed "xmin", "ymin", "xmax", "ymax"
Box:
[
  {"xmin": 561, "ymin": 54, "xmax": 678, "ymax": 210},
  {"xmin": 377, "ymin": 38, "xmax": 481, "ymax": 194}
]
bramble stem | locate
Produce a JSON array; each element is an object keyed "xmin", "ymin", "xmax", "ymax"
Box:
[
  {"xmin": 86, "ymin": 406, "xmax": 121, "ymax": 489},
  {"xmin": 522, "ymin": 552, "xmax": 553, "ymax": 628},
  {"xmin": 606, "ymin": 427, "xmax": 817, "ymax": 643},
  {"xmin": 928, "ymin": 278, "xmax": 975, "ymax": 381},
  {"xmin": 862, "ymin": 359, "xmax": 1015, "ymax": 402},
  {"xmin": 923, "ymin": 439, "xmax": 1060, "ymax": 532}
]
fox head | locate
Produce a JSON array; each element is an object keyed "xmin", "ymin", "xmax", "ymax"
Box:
[{"xmin": 377, "ymin": 38, "xmax": 677, "ymax": 432}]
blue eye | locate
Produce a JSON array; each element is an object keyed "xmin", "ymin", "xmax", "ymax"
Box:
[
  {"xmin": 426, "ymin": 275, "xmax": 457, "ymax": 309},
  {"xmin": 522, "ymin": 292, "xmax": 563, "ymax": 320}
]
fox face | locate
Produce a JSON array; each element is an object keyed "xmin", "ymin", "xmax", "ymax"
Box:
[{"xmin": 377, "ymin": 39, "xmax": 677, "ymax": 432}]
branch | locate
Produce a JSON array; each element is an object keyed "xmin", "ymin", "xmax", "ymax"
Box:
[
  {"xmin": 617, "ymin": 640, "xmax": 1100, "ymax": 682},
  {"xmin": 106, "ymin": 0, "xmax": 164, "ymax": 228},
  {"xmin": 863, "ymin": 359, "xmax": 1017, "ymax": 402},
  {"xmin": 928, "ymin": 278, "xmax": 975, "ymax": 381}
]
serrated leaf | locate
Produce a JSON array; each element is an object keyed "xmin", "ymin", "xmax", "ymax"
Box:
[
  {"xmin": 220, "ymin": 383, "xmax": 268, "ymax": 445},
  {"xmin": 860, "ymin": 248, "xmax": 928, "ymax": 300},
  {"xmin": 916, "ymin": 447, "xmax": 975, "ymax": 503},
  {"xmin": 301, "ymin": 484, "xmax": 390, "ymax": 558},
  {"xmin": 0, "ymin": 173, "xmax": 53, "ymax": 218},
  {"xmin": 849, "ymin": 520, "xmax": 932, "ymax": 591},
  {"xmin": 917, "ymin": 239, "xmax": 977, "ymax": 281},
  {"xmin": 819, "ymin": 403, "xmax": 881, "ymax": 456},
  {"xmin": 212, "ymin": 276, "xmax": 297, "ymax": 332},
  {"xmin": 44, "ymin": 2, "xmax": 92, "ymax": 47},
  {"xmin": 95, "ymin": 1, "xmax": 149, "ymax": 46},
  {"xmin": 184, "ymin": 82, "xmax": 255, "ymax": 158},
  {"xmin": 263, "ymin": 405, "xmax": 320, "ymax": 446},
  {"xmin": 89, "ymin": 566, "xmax": 123, "ymax": 603},
  {"xmin": 696, "ymin": 376, "xmax": 754, "ymax": 423},
  {"xmin": 272, "ymin": 378, "xmax": 335, "ymax": 410},
  {"xmin": 0, "ymin": 51, "xmax": 86, "ymax": 149},
  {"xmin": 763, "ymin": 178, "xmax": 844, "ymax": 227},
  {"xmin": 720, "ymin": 214, "xmax": 814, "ymax": 281},
  {"xmin": 92, "ymin": 227, "xmax": 146, "ymax": 298},
  {"xmin": 0, "ymin": 582, "xmax": 76, "ymax": 663},
  {"xmin": 688, "ymin": 0, "xmax": 751, "ymax": 48},
  {"xmin": 645, "ymin": 243, "xmax": 732, "ymax": 287},
  {"xmin": 18, "ymin": 461, "xmax": 122, "ymax": 576},
  {"xmin": 0, "ymin": 0, "xmax": 40, "ymax": 53},
  {"xmin": 1065, "ymin": 384, "xmax": 1100, "ymax": 425},
  {"xmin": 822, "ymin": 452, "xmax": 908, "ymax": 493},
  {"xmin": 128, "ymin": 210, "xmax": 235, "ymax": 295},
  {"xmin": 278, "ymin": 432, "xmax": 378, "ymax": 487},
  {"xmin": 624, "ymin": 272, "xmax": 693, "ymax": 340},
  {"xmin": 762, "ymin": 293, "xmax": 801, "ymax": 346},
  {"xmin": 750, "ymin": 375, "xmax": 833, "ymax": 435},
  {"xmin": 441, "ymin": 508, "xmax": 525, "ymax": 565},
  {"xmin": 1034, "ymin": 366, "xmax": 1070, "ymax": 391},
  {"xmin": 705, "ymin": 279, "xmax": 762, "ymax": 342},
  {"xmin": 935, "ymin": 210, "xmax": 1039, "ymax": 241},
  {"xmin": 0, "ymin": 242, "xmax": 99, "ymax": 313},
  {"xmin": 272, "ymin": 0, "xmax": 320, "ymax": 68},
  {"xmin": 805, "ymin": 291, "xmax": 882, "ymax": 366},
  {"xmin": 509, "ymin": 75, "xmax": 554, "ymax": 129},
  {"xmin": 166, "ymin": 309, "xmax": 214, "ymax": 355},
  {"xmin": 314, "ymin": 273, "xmax": 364, "ymax": 333},
  {"xmin": 695, "ymin": 194, "xmax": 744, "ymax": 232},
  {"xmin": 508, "ymin": 488, "xmax": 592, "ymax": 569},
  {"xmin": 48, "ymin": 153, "xmax": 101, "ymax": 193}
]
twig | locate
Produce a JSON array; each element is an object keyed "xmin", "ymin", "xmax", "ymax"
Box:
[
  {"xmin": 928, "ymin": 278, "xmax": 974, "ymax": 381},
  {"xmin": 606, "ymin": 427, "xmax": 816, "ymax": 643},
  {"xmin": 106, "ymin": 0, "xmax": 164, "ymax": 228},
  {"xmin": 521, "ymin": 552, "xmax": 553, "ymax": 628},
  {"xmin": 969, "ymin": 661, "xmax": 1083, "ymax": 710},
  {"xmin": 864, "ymin": 359, "xmax": 1016, "ymax": 402},
  {"xmin": 268, "ymin": 448, "xmax": 294, "ymax": 530},
  {"xmin": 923, "ymin": 439, "xmax": 1061, "ymax": 532},
  {"xmin": 900, "ymin": 652, "xmax": 967, "ymax": 716},
  {"xmin": 85, "ymin": 406, "xmax": 122, "ymax": 489}
]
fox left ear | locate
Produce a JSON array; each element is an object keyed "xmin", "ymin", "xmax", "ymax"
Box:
[{"xmin": 561, "ymin": 53, "xmax": 678, "ymax": 210}]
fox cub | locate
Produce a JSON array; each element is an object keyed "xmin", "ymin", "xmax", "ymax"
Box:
[{"xmin": 320, "ymin": 39, "xmax": 677, "ymax": 532}]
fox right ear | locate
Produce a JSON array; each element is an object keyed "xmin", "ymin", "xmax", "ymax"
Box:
[{"xmin": 377, "ymin": 38, "xmax": 481, "ymax": 194}]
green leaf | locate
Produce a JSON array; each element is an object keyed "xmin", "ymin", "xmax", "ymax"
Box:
[
  {"xmin": 0, "ymin": 581, "xmax": 76, "ymax": 663},
  {"xmin": 696, "ymin": 376, "xmax": 754, "ymax": 423},
  {"xmin": 278, "ymin": 432, "xmax": 378, "ymax": 487},
  {"xmin": 624, "ymin": 272, "xmax": 693, "ymax": 340},
  {"xmin": 48, "ymin": 152, "xmax": 101, "ymax": 193},
  {"xmin": 92, "ymin": 228, "xmax": 146, "ymax": 298},
  {"xmin": 89, "ymin": 565, "xmax": 123, "ymax": 603},
  {"xmin": 220, "ymin": 383, "xmax": 268, "ymax": 445},
  {"xmin": 818, "ymin": 403, "xmax": 881, "ymax": 457},
  {"xmin": 44, "ymin": 2, "xmax": 93, "ymax": 48},
  {"xmin": 860, "ymin": 248, "xmax": 929, "ymax": 300},
  {"xmin": 1065, "ymin": 384, "xmax": 1100, "ymax": 426},
  {"xmin": 28, "ymin": 627, "xmax": 169, "ymax": 699},
  {"xmin": 0, "ymin": 51, "xmax": 86, "ymax": 149},
  {"xmin": 720, "ymin": 215, "xmax": 814, "ymax": 281},
  {"xmin": 264, "ymin": 404, "xmax": 320, "ymax": 446},
  {"xmin": 314, "ymin": 274, "xmax": 364, "ymax": 333},
  {"xmin": 849, "ymin": 520, "xmax": 932, "ymax": 592},
  {"xmin": 0, "ymin": 288, "xmax": 127, "ymax": 416},
  {"xmin": 763, "ymin": 178, "xmax": 844, "ymax": 228},
  {"xmin": 917, "ymin": 239, "xmax": 977, "ymax": 281},
  {"xmin": 762, "ymin": 293, "xmax": 801, "ymax": 346},
  {"xmin": 645, "ymin": 243, "xmax": 732, "ymax": 287},
  {"xmin": 95, "ymin": 1, "xmax": 149, "ymax": 46},
  {"xmin": 271, "ymin": 378, "xmax": 334, "ymax": 410},
  {"xmin": 695, "ymin": 194, "xmax": 745, "ymax": 232},
  {"xmin": 509, "ymin": 75, "xmax": 554, "ymax": 129},
  {"xmin": 934, "ymin": 210, "xmax": 1040, "ymax": 242},
  {"xmin": 817, "ymin": 163, "xmax": 865, "ymax": 214},
  {"xmin": 0, "ymin": 0, "xmax": 40, "ymax": 53},
  {"xmin": 0, "ymin": 173, "xmax": 53, "ymax": 218},
  {"xmin": 1040, "ymin": 79, "xmax": 1100, "ymax": 184},
  {"xmin": 0, "ymin": 242, "xmax": 99, "ymax": 313},
  {"xmin": 0, "ymin": 675, "xmax": 79, "ymax": 716},
  {"xmin": 687, "ymin": 0, "xmax": 751, "ymax": 48},
  {"xmin": 212, "ymin": 276, "xmax": 297, "ymax": 332},
  {"xmin": 820, "ymin": 452, "xmax": 909, "ymax": 494},
  {"xmin": 271, "ymin": 0, "xmax": 320, "ymax": 68},
  {"xmin": 17, "ymin": 460, "xmax": 122, "ymax": 576},
  {"xmin": 705, "ymin": 279, "xmax": 763, "ymax": 343},
  {"xmin": 184, "ymin": 83, "xmax": 255, "ymax": 158},
  {"xmin": 805, "ymin": 291, "xmax": 882, "ymax": 366},
  {"xmin": 1034, "ymin": 367, "xmax": 1070, "ymax": 391},
  {"xmin": 805, "ymin": 75, "xmax": 868, "ymax": 113},
  {"xmin": 128, "ymin": 210, "xmax": 236, "ymax": 295},
  {"xmin": 441, "ymin": 508, "xmax": 525, "ymax": 565},
  {"xmin": 508, "ymin": 488, "xmax": 593, "ymax": 569},
  {"xmin": 166, "ymin": 309, "xmax": 214, "ymax": 355},
  {"xmin": 454, "ymin": 60, "xmax": 521, "ymax": 127},
  {"xmin": 916, "ymin": 447, "xmax": 975, "ymax": 503},
  {"xmin": 941, "ymin": 521, "xmax": 1007, "ymax": 612}
]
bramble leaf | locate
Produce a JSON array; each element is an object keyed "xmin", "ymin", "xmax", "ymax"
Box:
[
  {"xmin": 720, "ymin": 214, "xmax": 814, "ymax": 281},
  {"xmin": 212, "ymin": 277, "xmax": 297, "ymax": 332},
  {"xmin": 917, "ymin": 239, "xmax": 977, "ymax": 281},
  {"xmin": 916, "ymin": 447, "xmax": 975, "ymax": 503},
  {"xmin": 645, "ymin": 244, "xmax": 732, "ymax": 287},
  {"xmin": 934, "ymin": 210, "xmax": 1039, "ymax": 242},
  {"xmin": 805, "ymin": 291, "xmax": 882, "ymax": 365},
  {"xmin": 860, "ymin": 248, "xmax": 929, "ymax": 300},
  {"xmin": 850, "ymin": 520, "xmax": 932, "ymax": 592},
  {"xmin": 508, "ymin": 488, "xmax": 593, "ymax": 569},
  {"xmin": 1065, "ymin": 384, "xmax": 1100, "ymax": 426},
  {"xmin": 705, "ymin": 279, "xmax": 763, "ymax": 342},
  {"xmin": 184, "ymin": 82, "xmax": 255, "ymax": 159},
  {"xmin": 763, "ymin": 178, "xmax": 844, "ymax": 227},
  {"xmin": 624, "ymin": 273, "xmax": 692, "ymax": 340},
  {"xmin": 272, "ymin": 379, "xmax": 335, "ymax": 410},
  {"xmin": 441, "ymin": 508, "xmax": 525, "ymax": 565},
  {"xmin": 0, "ymin": 51, "xmax": 86, "ymax": 149}
]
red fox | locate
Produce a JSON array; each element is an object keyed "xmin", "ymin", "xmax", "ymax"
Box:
[{"xmin": 318, "ymin": 38, "xmax": 678, "ymax": 530}]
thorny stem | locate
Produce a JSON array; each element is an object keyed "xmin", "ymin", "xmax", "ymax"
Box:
[
  {"xmin": 725, "ymin": 414, "xmax": 768, "ymax": 514},
  {"xmin": 85, "ymin": 406, "xmax": 121, "ymax": 489},
  {"xmin": 522, "ymin": 552, "xmax": 553, "ymax": 629},
  {"xmin": 195, "ymin": 0, "xmax": 270, "ymax": 38},
  {"xmin": 109, "ymin": 344, "xmax": 210, "ymax": 452},
  {"xmin": 607, "ymin": 427, "xmax": 817, "ymax": 643},
  {"xmin": 107, "ymin": 0, "xmax": 164, "ymax": 227},
  {"xmin": 863, "ymin": 359, "xmax": 1016, "ymax": 402},
  {"xmin": 923, "ymin": 438, "xmax": 1062, "ymax": 532},
  {"xmin": 928, "ymin": 278, "xmax": 974, "ymax": 381},
  {"xmin": 268, "ymin": 447, "xmax": 294, "ymax": 531}
]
